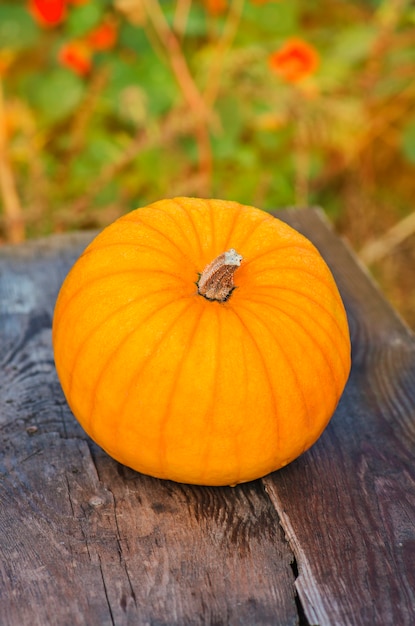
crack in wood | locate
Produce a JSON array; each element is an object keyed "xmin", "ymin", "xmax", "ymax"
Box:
[
  {"xmin": 111, "ymin": 491, "xmax": 138, "ymax": 610},
  {"xmin": 98, "ymin": 555, "xmax": 116, "ymax": 626},
  {"xmin": 64, "ymin": 473, "xmax": 75, "ymax": 517},
  {"xmin": 290, "ymin": 556, "xmax": 312, "ymax": 626},
  {"xmin": 261, "ymin": 476, "xmax": 329, "ymax": 626},
  {"xmin": 257, "ymin": 478, "xmax": 312, "ymax": 626}
]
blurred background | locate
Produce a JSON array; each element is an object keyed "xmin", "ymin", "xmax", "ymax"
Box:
[{"xmin": 1, "ymin": 0, "xmax": 415, "ymax": 326}]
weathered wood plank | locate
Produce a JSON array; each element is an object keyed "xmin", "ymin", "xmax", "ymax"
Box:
[
  {"xmin": 279, "ymin": 208, "xmax": 413, "ymax": 354},
  {"xmin": 1, "ymin": 208, "xmax": 415, "ymax": 626},
  {"xmin": 0, "ymin": 231, "xmax": 297, "ymax": 625},
  {"xmin": 264, "ymin": 209, "xmax": 415, "ymax": 626}
]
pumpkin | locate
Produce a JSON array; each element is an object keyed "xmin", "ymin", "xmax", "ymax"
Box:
[{"xmin": 52, "ymin": 197, "xmax": 351, "ymax": 486}]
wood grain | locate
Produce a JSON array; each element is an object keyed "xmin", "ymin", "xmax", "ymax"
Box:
[
  {"xmin": 1, "ymin": 209, "xmax": 415, "ymax": 625},
  {"xmin": 0, "ymin": 232, "xmax": 297, "ymax": 625},
  {"xmin": 264, "ymin": 209, "xmax": 415, "ymax": 626}
]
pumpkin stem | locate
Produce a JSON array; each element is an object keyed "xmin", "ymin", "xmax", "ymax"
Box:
[{"xmin": 197, "ymin": 249, "xmax": 243, "ymax": 302}]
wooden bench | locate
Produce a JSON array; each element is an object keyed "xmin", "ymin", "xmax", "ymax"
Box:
[{"xmin": 1, "ymin": 208, "xmax": 414, "ymax": 626}]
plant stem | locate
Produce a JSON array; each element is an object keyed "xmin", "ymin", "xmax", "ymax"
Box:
[
  {"xmin": 0, "ymin": 80, "xmax": 25, "ymax": 243},
  {"xmin": 360, "ymin": 210, "xmax": 415, "ymax": 265},
  {"xmin": 362, "ymin": 0, "xmax": 409, "ymax": 98},
  {"xmin": 63, "ymin": 110, "xmax": 200, "ymax": 221},
  {"xmin": 292, "ymin": 101, "xmax": 310, "ymax": 207},
  {"xmin": 204, "ymin": 0, "xmax": 245, "ymax": 108},
  {"xmin": 68, "ymin": 66, "xmax": 110, "ymax": 157},
  {"xmin": 143, "ymin": 0, "xmax": 213, "ymax": 194},
  {"xmin": 174, "ymin": 0, "xmax": 192, "ymax": 37},
  {"xmin": 198, "ymin": 249, "xmax": 243, "ymax": 302}
]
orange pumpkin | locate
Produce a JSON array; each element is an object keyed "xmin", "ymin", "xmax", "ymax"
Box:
[{"xmin": 52, "ymin": 197, "xmax": 351, "ymax": 486}]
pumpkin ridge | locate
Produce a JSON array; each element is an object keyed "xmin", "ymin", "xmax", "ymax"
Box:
[
  {"xmin": 105, "ymin": 298, "xmax": 197, "ymax": 442},
  {"xmin": 250, "ymin": 284, "xmax": 350, "ymax": 346},
  {"xmin": 221, "ymin": 318, "xmax": 249, "ymax": 486},
  {"xmin": 63, "ymin": 286, "xmax": 180, "ymax": 399},
  {"xmin": 197, "ymin": 306, "xmax": 222, "ymax": 484},
  {"xmin": 244, "ymin": 242, "xmax": 318, "ymax": 265},
  {"xmin": 221, "ymin": 202, "xmax": 244, "ymax": 252},
  {"xmin": 53, "ymin": 269, "xmax": 145, "ymax": 333},
  {"xmin": 241, "ymin": 295, "xmax": 346, "ymax": 396},
  {"xmin": 248, "ymin": 264, "xmax": 338, "ymax": 293},
  {"xmin": 251, "ymin": 292, "xmax": 350, "ymax": 380},
  {"xmin": 231, "ymin": 212, "xmax": 276, "ymax": 251},
  {"xmin": 156, "ymin": 303, "xmax": 207, "ymax": 478},
  {"xmin": 130, "ymin": 200, "xmax": 203, "ymax": 265},
  {"xmin": 53, "ymin": 269, "xmax": 187, "ymax": 332},
  {"xmin": 122, "ymin": 212, "xmax": 195, "ymax": 267},
  {"xmin": 235, "ymin": 302, "xmax": 312, "ymax": 434},
  {"xmin": 86, "ymin": 298, "xmax": 193, "ymax": 437},
  {"xmin": 171, "ymin": 197, "xmax": 205, "ymax": 259},
  {"xmin": 206, "ymin": 199, "xmax": 218, "ymax": 256},
  {"xmin": 229, "ymin": 307, "xmax": 281, "ymax": 455},
  {"xmin": 79, "ymin": 240, "xmax": 188, "ymax": 263}
]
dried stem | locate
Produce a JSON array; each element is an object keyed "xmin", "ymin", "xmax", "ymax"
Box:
[
  {"xmin": 68, "ymin": 66, "xmax": 110, "ymax": 157},
  {"xmin": 143, "ymin": 0, "xmax": 213, "ymax": 194},
  {"xmin": 362, "ymin": 0, "xmax": 409, "ymax": 97},
  {"xmin": 204, "ymin": 0, "xmax": 245, "ymax": 108},
  {"xmin": 311, "ymin": 2, "xmax": 411, "ymax": 198},
  {"xmin": 288, "ymin": 99, "xmax": 310, "ymax": 207},
  {"xmin": 198, "ymin": 249, "xmax": 243, "ymax": 302},
  {"xmin": 66, "ymin": 109, "xmax": 200, "ymax": 218},
  {"xmin": 359, "ymin": 210, "xmax": 415, "ymax": 265},
  {"xmin": 174, "ymin": 0, "xmax": 192, "ymax": 36},
  {"xmin": 313, "ymin": 78, "xmax": 415, "ymax": 194},
  {"xmin": 70, "ymin": 0, "xmax": 243, "ymax": 212},
  {"xmin": 293, "ymin": 143, "xmax": 309, "ymax": 207},
  {"xmin": 0, "ymin": 80, "xmax": 25, "ymax": 243}
]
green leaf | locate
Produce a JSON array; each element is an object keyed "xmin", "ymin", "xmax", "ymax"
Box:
[
  {"xmin": 65, "ymin": 3, "xmax": 104, "ymax": 38},
  {"xmin": 102, "ymin": 53, "xmax": 175, "ymax": 121},
  {"xmin": 329, "ymin": 24, "xmax": 376, "ymax": 64},
  {"xmin": 240, "ymin": 2, "xmax": 299, "ymax": 40},
  {"xmin": 0, "ymin": 4, "xmax": 38, "ymax": 50},
  {"xmin": 25, "ymin": 69, "xmax": 85, "ymax": 123},
  {"xmin": 118, "ymin": 27, "xmax": 177, "ymax": 112},
  {"xmin": 104, "ymin": 57, "xmax": 145, "ymax": 120},
  {"xmin": 180, "ymin": 4, "xmax": 207, "ymax": 37},
  {"xmin": 139, "ymin": 56, "xmax": 178, "ymax": 115},
  {"xmin": 212, "ymin": 96, "xmax": 243, "ymax": 159},
  {"xmin": 119, "ymin": 23, "xmax": 151, "ymax": 55},
  {"xmin": 79, "ymin": 134, "xmax": 122, "ymax": 169}
]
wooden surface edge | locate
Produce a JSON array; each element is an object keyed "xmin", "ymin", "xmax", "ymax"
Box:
[
  {"xmin": 275, "ymin": 207, "xmax": 414, "ymax": 342},
  {"xmin": 263, "ymin": 207, "xmax": 415, "ymax": 626},
  {"xmin": 2, "ymin": 207, "xmax": 415, "ymax": 625}
]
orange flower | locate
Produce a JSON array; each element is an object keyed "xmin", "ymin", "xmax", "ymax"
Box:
[
  {"xmin": 87, "ymin": 21, "xmax": 118, "ymax": 51},
  {"xmin": 28, "ymin": 0, "xmax": 66, "ymax": 26},
  {"xmin": 204, "ymin": 0, "xmax": 227, "ymax": 15},
  {"xmin": 58, "ymin": 41, "xmax": 92, "ymax": 76},
  {"xmin": 269, "ymin": 38, "xmax": 319, "ymax": 83}
]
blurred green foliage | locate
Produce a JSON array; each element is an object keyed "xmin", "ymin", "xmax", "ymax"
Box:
[{"xmin": 1, "ymin": 0, "xmax": 415, "ymax": 249}]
